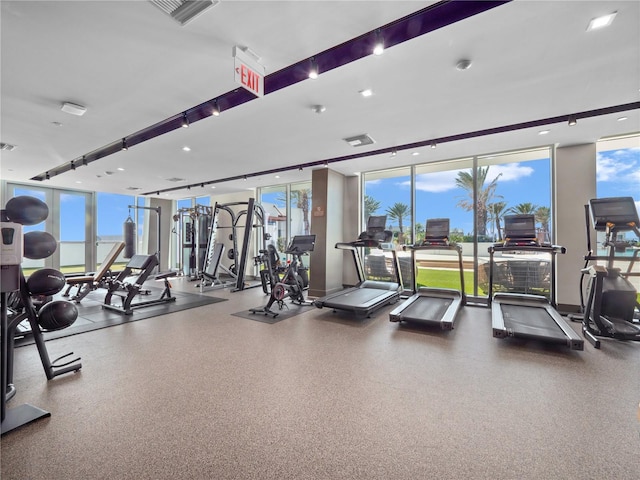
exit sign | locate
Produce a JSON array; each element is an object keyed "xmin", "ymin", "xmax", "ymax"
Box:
[{"xmin": 233, "ymin": 46, "xmax": 264, "ymax": 98}]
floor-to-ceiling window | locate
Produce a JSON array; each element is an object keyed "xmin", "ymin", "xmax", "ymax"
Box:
[
  {"xmin": 414, "ymin": 158, "xmax": 474, "ymax": 295},
  {"xmin": 97, "ymin": 192, "xmax": 135, "ymax": 269},
  {"xmin": 476, "ymin": 147, "xmax": 552, "ymax": 299},
  {"xmin": 360, "ymin": 147, "xmax": 552, "ymax": 300},
  {"xmin": 260, "ymin": 185, "xmax": 288, "ymax": 254},
  {"xmin": 596, "ymin": 134, "xmax": 640, "ymax": 295}
]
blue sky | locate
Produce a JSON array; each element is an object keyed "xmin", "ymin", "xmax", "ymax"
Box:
[{"xmin": 364, "ymin": 148, "xmax": 640, "ymax": 237}]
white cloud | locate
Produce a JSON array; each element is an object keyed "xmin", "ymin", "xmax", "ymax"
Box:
[
  {"xmin": 414, "ymin": 170, "xmax": 460, "ymax": 192},
  {"xmin": 596, "ymin": 153, "xmax": 637, "ymax": 182},
  {"xmin": 487, "ymin": 163, "xmax": 534, "ymax": 182}
]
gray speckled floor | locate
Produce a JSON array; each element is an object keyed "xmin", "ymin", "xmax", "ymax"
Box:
[{"xmin": 2, "ymin": 278, "xmax": 639, "ymax": 479}]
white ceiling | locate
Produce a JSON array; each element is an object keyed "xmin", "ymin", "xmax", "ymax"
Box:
[{"xmin": 1, "ymin": 0, "xmax": 639, "ymax": 200}]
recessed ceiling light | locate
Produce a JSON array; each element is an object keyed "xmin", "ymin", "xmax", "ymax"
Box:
[
  {"xmin": 617, "ymin": 116, "xmax": 628, "ymax": 122},
  {"xmin": 412, "ymin": 152, "xmax": 420, "ymax": 156},
  {"xmin": 360, "ymin": 89, "xmax": 373, "ymax": 97},
  {"xmin": 587, "ymin": 12, "xmax": 617, "ymax": 31},
  {"xmin": 210, "ymin": 186, "xmax": 216, "ymax": 189},
  {"xmin": 275, "ymin": 175, "xmax": 280, "ymax": 178},
  {"xmin": 75, "ymin": 181, "xmax": 82, "ymax": 184},
  {"xmin": 117, "ymin": 167, "xmax": 125, "ymax": 171},
  {"xmin": 182, "ymin": 146, "xmax": 191, "ymax": 152},
  {"xmin": 538, "ymin": 130, "xmax": 550, "ymax": 135}
]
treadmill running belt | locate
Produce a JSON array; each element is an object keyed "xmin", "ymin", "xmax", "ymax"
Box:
[
  {"xmin": 500, "ymin": 304, "xmax": 568, "ymax": 342},
  {"xmin": 402, "ymin": 297, "xmax": 452, "ymax": 322},
  {"xmin": 323, "ymin": 287, "xmax": 391, "ymax": 309}
]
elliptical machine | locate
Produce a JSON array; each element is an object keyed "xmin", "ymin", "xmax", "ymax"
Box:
[
  {"xmin": 576, "ymin": 197, "xmax": 640, "ymax": 349},
  {"xmin": 250, "ymin": 235, "xmax": 315, "ymax": 318}
]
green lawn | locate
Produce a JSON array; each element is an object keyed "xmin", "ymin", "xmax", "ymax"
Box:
[{"xmin": 415, "ymin": 268, "xmax": 482, "ymax": 296}]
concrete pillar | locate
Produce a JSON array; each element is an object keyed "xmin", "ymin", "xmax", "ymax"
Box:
[
  {"xmin": 554, "ymin": 143, "xmax": 596, "ymax": 310},
  {"xmin": 309, "ymin": 168, "xmax": 345, "ymax": 297}
]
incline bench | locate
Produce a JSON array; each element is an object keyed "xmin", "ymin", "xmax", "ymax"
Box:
[{"xmin": 63, "ymin": 242, "xmax": 125, "ymax": 302}]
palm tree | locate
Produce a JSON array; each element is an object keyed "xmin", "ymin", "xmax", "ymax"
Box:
[
  {"xmin": 455, "ymin": 166, "xmax": 502, "ymax": 237},
  {"xmin": 276, "ymin": 188, "xmax": 311, "ymax": 235},
  {"xmin": 364, "ymin": 195, "xmax": 381, "ymax": 220},
  {"xmin": 292, "ymin": 188, "xmax": 311, "ymax": 235},
  {"xmin": 507, "ymin": 202, "xmax": 538, "ymax": 215},
  {"xmin": 487, "ymin": 201, "xmax": 508, "ymax": 241},
  {"xmin": 385, "ymin": 202, "xmax": 411, "ymax": 244},
  {"xmin": 535, "ymin": 206, "xmax": 551, "ymax": 243}
]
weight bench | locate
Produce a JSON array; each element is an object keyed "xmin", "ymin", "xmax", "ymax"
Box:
[
  {"xmin": 103, "ymin": 254, "xmax": 177, "ymax": 315},
  {"xmin": 63, "ymin": 242, "xmax": 125, "ymax": 302}
]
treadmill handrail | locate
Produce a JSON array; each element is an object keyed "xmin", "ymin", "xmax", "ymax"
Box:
[{"xmin": 487, "ymin": 243, "xmax": 564, "ymax": 307}]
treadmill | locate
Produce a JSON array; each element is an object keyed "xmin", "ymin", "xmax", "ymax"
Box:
[
  {"xmin": 313, "ymin": 215, "xmax": 401, "ymax": 319},
  {"xmin": 488, "ymin": 214, "xmax": 584, "ymax": 350},
  {"xmin": 389, "ymin": 218, "xmax": 466, "ymax": 330}
]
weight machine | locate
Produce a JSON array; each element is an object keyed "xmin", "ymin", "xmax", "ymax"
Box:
[
  {"xmin": 172, "ymin": 204, "xmax": 213, "ymax": 280},
  {"xmin": 200, "ymin": 198, "xmax": 268, "ymax": 292}
]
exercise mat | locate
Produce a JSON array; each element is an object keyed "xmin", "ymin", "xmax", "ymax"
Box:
[{"xmin": 15, "ymin": 288, "xmax": 226, "ymax": 346}]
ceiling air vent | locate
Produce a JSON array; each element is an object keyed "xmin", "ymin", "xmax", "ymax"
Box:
[
  {"xmin": 166, "ymin": 177, "xmax": 186, "ymax": 182},
  {"xmin": 1, "ymin": 142, "xmax": 17, "ymax": 151},
  {"xmin": 343, "ymin": 134, "xmax": 375, "ymax": 147},
  {"xmin": 149, "ymin": 0, "xmax": 219, "ymax": 26}
]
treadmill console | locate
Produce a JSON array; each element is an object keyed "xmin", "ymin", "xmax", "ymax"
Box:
[
  {"xmin": 356, "ymin": 215, "xmax": 392, "ymax": 246},
  {"xmin": 502, "ymin": 214, "xmax": 539, "ymax": 247},
  {"xmin": 422, "ymin": 218, "xmax": 450, "ymax": 246}
]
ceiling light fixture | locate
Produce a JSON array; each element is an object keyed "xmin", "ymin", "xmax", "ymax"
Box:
[
  {"xmin": 587, "ymin": 12, "xmax": 617, "ymax": 31},
  {"xmin": 117, "ymin": 167, "xmax": 125, "ymax": 171},
  {"xmin": 210, "ymin": 186, "xmax": 216, "ymax": 189},
  {"xmin": 617, "ymin": 116, "xmax": 628, "ymax": 122},
  {"xmin": 61, "ymin": 101, "xmax": 87, "ymax": 116},
  {"xmin": 538, "ymin": 130, "xmax": 550, "ymax": 135},
  {"xmin": 212, "ymin": 99, "xmax": 220, "ymax": 116},
  {"xmin": 431, "ymin": 142, "xmax": 437, "ymax": 149},
  {"xmin": 181, "ymin": 112, "xmax": 189, "ymax": 128},
  {"xmin": 312, "ymin": 105, "xmax": 326, "ymax": 114},
  {"xmin": 568, "ymin": 115, "xmax": 577, "ymax": 126},
  {"xmin": 412, "ymin": 152, "xmax": 420, "ymax": 156},
  {"xmin": 390, "ymin": 150, "xmax": 397, "ymax": 157},
  {"xmin": 308, "ymin": 57, "xmax": 319, "ymax": 80},
  {"xmin": 121, "ymin": 138, "xmax": 128, "ymax": 151},
  {"xmin": 359, "ymin": 89, "xmax": 373, "ymax": 97},
  {"xmin": 182, "ymin": 146, "xmax": 191, "ymax": 152},
  {"xmin": 373, "ymin": 29, "xmax": 385, "ymax": 55}
]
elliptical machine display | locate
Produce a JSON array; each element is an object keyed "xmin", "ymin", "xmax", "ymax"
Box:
[{"xmin": 250, "ymin": 235, "xmax": 315, "ymax": 318}]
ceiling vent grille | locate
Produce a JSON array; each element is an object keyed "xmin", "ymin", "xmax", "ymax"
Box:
[
  {"xmin": 166, "ymin": 177, "xmax": 186, "ymax": 182},
  {"xmin": 149, "ymin": 0, "xmax": 219, "ymax": 26},
  {"xmin": 343, "ymin": 134, "xmax": 375, "ymax": 147},
  {"xmin": 0, "ymin": 142, "xmax": 17, "ymax": 151}
]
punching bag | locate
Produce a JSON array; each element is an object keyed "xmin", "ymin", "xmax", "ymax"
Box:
[{"xmin": 123, "ymin": 215, "xmax": 136, "ymax": 259}]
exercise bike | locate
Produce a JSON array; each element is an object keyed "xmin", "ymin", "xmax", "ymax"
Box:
[
  {"xmin": 250, "ymin": 235, "xmax": 315, "ymax": 318},
  {"xmin": 572, "ymin": 197, "xmax": 640, "ymax": 349}
]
